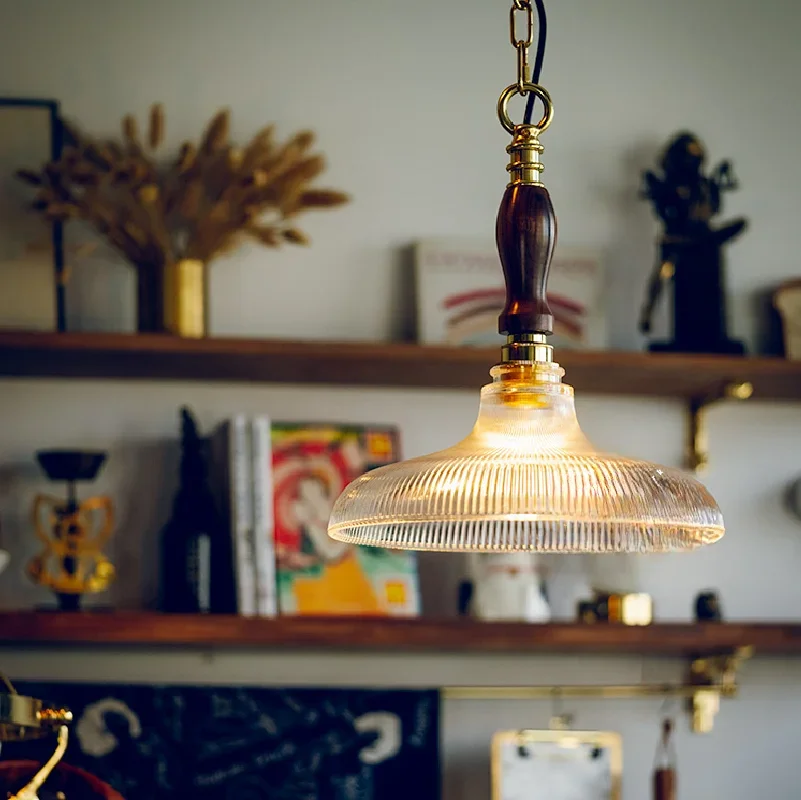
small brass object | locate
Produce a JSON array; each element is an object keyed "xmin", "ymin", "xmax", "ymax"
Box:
[
  {"xmin": 501, "ymin": 333, "xmax": 553, "ymax": 364},
  {"xmin": 578, "ymin": 591, "xmax": 654, "ymax": 626},
  {"xmin": 505, "ymin": 124, "xmax": 546, "ymax": 187}
]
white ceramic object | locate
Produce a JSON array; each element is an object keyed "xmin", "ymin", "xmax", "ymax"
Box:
[{"xmin": 467, "ymin": 552, "xmax": 551, "ymax": 622}]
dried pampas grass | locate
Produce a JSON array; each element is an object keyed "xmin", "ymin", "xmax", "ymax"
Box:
[{"xmin": 17, "ymin": 104, "xmax": 349, "ymax": 272}]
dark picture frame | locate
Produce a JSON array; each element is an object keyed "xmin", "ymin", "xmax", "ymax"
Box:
[
  {"xmin": 6, "ymin": 682, "xmax": 441, "ymax": 800},
  {"xmin": 0, "ymin": 97, "xmax": 65, "ymax": 330}
]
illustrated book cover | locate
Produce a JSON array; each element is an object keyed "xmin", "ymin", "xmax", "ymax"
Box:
[{"xmin": 270, "ymin": 423, "xmax": 420, "ymax": 616}]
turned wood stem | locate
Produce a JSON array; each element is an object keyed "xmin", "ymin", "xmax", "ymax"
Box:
[{"xmin": 496, "ymin": 183, "xmax": 557, "ymax": 336}]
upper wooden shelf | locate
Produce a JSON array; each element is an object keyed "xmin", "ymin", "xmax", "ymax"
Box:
[
  {"xmin": 1, "ymin": 613, "xmax": 800, "ymax": 655},
  {"xmin": 1, "ymin": 330, "xmax": 800, "ymax": 400}
]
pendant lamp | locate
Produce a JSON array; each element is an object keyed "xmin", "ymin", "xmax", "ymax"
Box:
[{"xmin": 328, "ymin": 1, "xmax": 723, "ymax": 553}]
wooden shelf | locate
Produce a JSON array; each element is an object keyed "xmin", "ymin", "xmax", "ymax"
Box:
[
  {"xmin": 1, "ymin": 331, "xmax": 800, "ymax": 400},
  {"xmin": 1, "ymin": 613, "xmax": 800, "ymax": 655}
]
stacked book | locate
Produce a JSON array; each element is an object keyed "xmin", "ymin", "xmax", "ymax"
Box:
[{"xmin": 212, "ymin": 418, "xmax": 420, "ymax": 617}]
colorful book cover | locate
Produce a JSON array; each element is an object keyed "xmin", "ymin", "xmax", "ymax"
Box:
[{"xmin": 271, "ymin": 423, "xmax": 420, "ymax": 616}]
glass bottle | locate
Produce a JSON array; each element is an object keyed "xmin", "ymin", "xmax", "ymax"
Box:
[{"xmin": 160, "ymin": 407, "xmax": 235, "ymax": 613}]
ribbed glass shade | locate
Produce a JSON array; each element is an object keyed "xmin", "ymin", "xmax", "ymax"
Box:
[{"xmin": 328, "ymin": 361, "xmax": 724, "ymax": 553}]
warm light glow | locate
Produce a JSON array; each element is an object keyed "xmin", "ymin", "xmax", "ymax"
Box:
[{"xmin": 328, "ymin": 361, "xmax": 723, "ymax": 552}]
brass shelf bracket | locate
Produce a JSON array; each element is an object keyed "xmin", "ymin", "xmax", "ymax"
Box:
[
  {"xmin": 687, "ymin": 381, "xmax": 753, "ymax": 472},
  {"xmin": 687, "ymin": 645, "xmax": 752, "ymax": 733},
  {"xmin": 444, "ymin": 645, "xmax": 752, "ymax": 734}
]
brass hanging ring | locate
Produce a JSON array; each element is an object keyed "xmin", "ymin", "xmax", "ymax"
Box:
[{"xmin": 497, "ymin": 83, "xmax": 554, "ymax": 135}]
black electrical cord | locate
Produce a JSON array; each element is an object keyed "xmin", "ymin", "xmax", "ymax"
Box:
[{"xmin": 523, "ymin": 0, "xmax": 547, "ymax": 125}]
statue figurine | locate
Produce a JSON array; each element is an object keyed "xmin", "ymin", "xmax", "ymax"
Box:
[{"xmin": 640, "ymin": 131, "xmax": 747, "ymax": 354}]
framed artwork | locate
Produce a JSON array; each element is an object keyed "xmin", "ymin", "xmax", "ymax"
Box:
[
  {"xmin": 0, "ymin": 98, "xmax": 64, "ymax": 331},
  {"xmin": 492, "ymin": 729, "xmax": 622, "ymax": 800},
  {"xmin": 415, "ymin": 238, "xmax": 607, "ymax": 351},
  {"xmin": 5, "ymin": 682, "xmax": 440, "ymax": 800}
]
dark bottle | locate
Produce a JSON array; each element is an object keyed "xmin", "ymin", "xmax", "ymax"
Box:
[{"xmin": 160, "ymin": 407, "xmax": 236, "ymax": 613}]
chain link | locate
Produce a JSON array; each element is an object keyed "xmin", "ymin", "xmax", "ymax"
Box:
[{"xmin": 509, "ymin": 1, "xmax": 534, "ymax": 93}]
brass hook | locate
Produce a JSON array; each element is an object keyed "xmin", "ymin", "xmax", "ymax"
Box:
[
  {"xmin": 687, "ymin": 381, "xmax": 753, "ymax": 472},
  {"xmin": 549, "ymin": 687, "xmax": 574, "ymax": 730}
]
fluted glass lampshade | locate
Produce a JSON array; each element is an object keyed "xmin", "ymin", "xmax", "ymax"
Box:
[{"xmin": 328, "ymin": 361, "xmax": 723, "ymax": 553}]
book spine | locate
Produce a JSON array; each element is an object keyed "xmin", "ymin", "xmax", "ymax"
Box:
[
  {"xmin": 230, "ymin": 415, "xmax": 256, "ymax": 616},
  {"xmin": 251, "ymin": 415, "xmax": 278, "ymax": 616}
]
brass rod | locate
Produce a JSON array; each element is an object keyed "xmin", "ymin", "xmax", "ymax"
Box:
[{"xmin": 443, "ymin": 684, "xmax": 734, "ymax": 701}]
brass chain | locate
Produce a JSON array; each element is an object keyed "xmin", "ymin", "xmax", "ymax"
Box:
[
  {"xmin": 498, "ymin": 0, "xmax": 553, "ymax": 134},
  {"xmin": 509, "ymin": 0, "xmax": 534, "ymax": 93}
]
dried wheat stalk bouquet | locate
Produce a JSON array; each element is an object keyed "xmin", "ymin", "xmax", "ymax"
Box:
[{"xmin": 16, "ymin": 104, "xmax": 348, "ymax": 272}]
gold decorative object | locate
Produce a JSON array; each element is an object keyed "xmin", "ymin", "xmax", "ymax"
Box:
[
  {"xmin": 578, "ymin": 591, "xmax": 654, "ymax": 626},
  {"xmin": 328, "ymin": 1, "xmax": 724, "ymax": 554},
  {"xmin": 17, "ymin": 105, "xmax": 349, "ymax": 336},
  {"xmin": 28, "ymin": 450, "xmax": 115, "ymax": 610}
]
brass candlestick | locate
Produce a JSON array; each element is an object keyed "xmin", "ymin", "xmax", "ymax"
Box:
[{"xmin": 28, "ymin": 451, "xmax": 115, "ymax": 611}]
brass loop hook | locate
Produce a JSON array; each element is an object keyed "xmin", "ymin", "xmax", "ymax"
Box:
[{"xmin": 498, "ymin": 83, "xmax": 554, "ymax": 135}]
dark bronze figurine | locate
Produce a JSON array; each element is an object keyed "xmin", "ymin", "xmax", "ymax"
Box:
[{"xmin": 640, "ymin": 131, "xmax": 747, "ymax": 354}]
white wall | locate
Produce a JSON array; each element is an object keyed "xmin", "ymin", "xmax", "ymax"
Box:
[{"xmin": 1, "ymin": 1, "xmax": 801, "ymax": 798}]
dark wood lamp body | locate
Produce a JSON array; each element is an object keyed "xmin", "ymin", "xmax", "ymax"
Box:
[{"xmin": 497, "ymin": 182, "xmax": 556, "ymax": 338}]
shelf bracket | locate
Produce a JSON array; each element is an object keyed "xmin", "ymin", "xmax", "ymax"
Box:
[
  {"xmin": 687, "ymin": 381, "xmax": 753, "ymax": 472},
  {"xmin": 686, "ymin": 645, "xmax": 752, "ymax": 733}
]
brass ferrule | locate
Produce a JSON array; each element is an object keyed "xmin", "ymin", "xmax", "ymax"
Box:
[
  {"xmin": 501, "ymin": 333, "xmax": 553, "ymax": 363},
  {"xmin": 38, "ymin": 707, "xmax": 74, "ymax": 726},
  {"xmin": 506, "ymin": 125, "xmax": 545, "ymax": 186}
]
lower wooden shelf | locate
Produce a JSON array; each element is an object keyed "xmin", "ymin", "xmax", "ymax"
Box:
[{"xmin": 0, "ymin": 613, "xmax": 800, "ymax": 655}]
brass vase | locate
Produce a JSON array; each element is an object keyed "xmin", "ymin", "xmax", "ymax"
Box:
[{"xmin": 137, "ymin": 259, "xmax": 207, "ymax": 337}]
